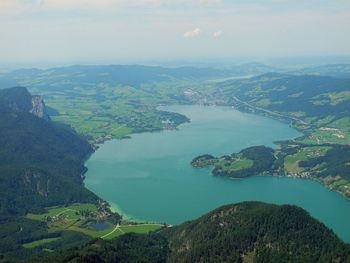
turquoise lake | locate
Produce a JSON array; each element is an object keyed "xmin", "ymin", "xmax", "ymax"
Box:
[{"xmin": 85, "ymin": 105, "xmax": 350, "ymax": 242}]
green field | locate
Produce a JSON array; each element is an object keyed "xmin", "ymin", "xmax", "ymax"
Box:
[
  {"xmin": 284, "ymin": 146, "xmax": 332, "ymax": 173},
  {"xmin": 22, "ymin": 237, "xmax": 60, "ymax": 249},
  {"xmin": 37, "ymin": 80, "xmax": 196, "ymax": 142},
  {"xmin": 26, "ymin": 203, "xmax": 97, "ymax": 221},
  {"xmin": 319, "ymin": 176, "xmax": 350, "ymax": 198},
  {"xmin": 217, "ymin": 157, "xmax": 254, "ymax": 172},
  {"xmin": 64, "ymin": 223, "xmax": 163, "ymax": 240},
  {"xmin": 298, "ymin": 128, "xmax": 350, "ymax": 145},
  {"xmin": 66, "ymin": 224, "xmax": 116, "ymax": 238},
  {"xmin": 21, "ymin": 224, "xmax": 162, "ymax": 250},
  {"xmin": 26, "ymin": 203, "xmax": 162, "ymax": 243},
  {"xmin": 103, "ymin": 224, "xmax": 163, "ymax": 240}
]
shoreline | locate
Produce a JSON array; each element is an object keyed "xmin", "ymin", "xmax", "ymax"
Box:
[
  {"xmin": 108, "ymin": 201, "xmax": 140, "ymax": 222},
  {"xmin": 82, "ymin": 104, "xmax": 350, "ymax": 226},
  {"xmin": 109, "ymin": 201, "xmax": 165, "ymax": 225},
  {"xmin": 223, "ymin": 173, "xmax": 350, "ymax": 203}
]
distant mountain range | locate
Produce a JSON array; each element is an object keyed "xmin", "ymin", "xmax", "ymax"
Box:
[
  {"xmin": 1, "ymin": 63, "xmax": 349, "ymax": 93},
  {"xmin": 290, "ymin": 64, "xmax": 350, "ymax": 78}
]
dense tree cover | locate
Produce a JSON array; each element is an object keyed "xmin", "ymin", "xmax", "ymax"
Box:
[
  {"xmin": 0, "ymin": 87, "xmax": 33, "ymax": 112},
  {"xmin": 164, "ymin": 202, "xmax": 350, "ymax": 263},
  {"xmin": 41, "ymin": 233, "xmax": 168, "ymax": 263},
  {"xmin": 0, "ymin": 87, "xmax": 105, "ymax": 261},
  {"xmin": 239, "ymin": 145, "xmax": 276, "ymax": 171},
  {"xmin": 0, "ymin": 216, "xmax": 47, "ymax": 255},
  {"xmin": 44, "ymin": 202, "xmax": 350, "ymax": 263},
  {"xmin": 0, "ymin": 87, "xmax": 98, "ymax": 216},
  {"xmin": 0, "ymin": 217, "xmax": 92, "ymax": 263}
]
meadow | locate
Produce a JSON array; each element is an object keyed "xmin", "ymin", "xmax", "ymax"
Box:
[{"xmin": 24, "ymin": 203, "xmax": 163, "ymax": 249}]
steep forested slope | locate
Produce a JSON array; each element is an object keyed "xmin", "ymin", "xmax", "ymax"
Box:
[
  {"xmin": 165, "ymin": 202, "xmax": 350, "ymax": 262},
  {"xmin": 0, "ymin": 87, "xmax": 97, "ymax": 215},
  {"xmin": 0, "ymin": 87, "xmax": 101, "ymax": 262}
]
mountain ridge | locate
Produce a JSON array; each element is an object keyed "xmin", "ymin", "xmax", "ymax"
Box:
[{"xmin": 44, "ymin": 201, "xmax": 350, "ymax": 263}]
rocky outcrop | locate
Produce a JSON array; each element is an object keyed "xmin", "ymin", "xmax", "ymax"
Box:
[
  {"xmin": 0, "ymin": 86, "xmax": 50, "ymax": 120},
  {"xmin": 30, "ymin": 95, "xmax": 50, "ymax": 120},
  {"xmin": 23, "ymin": 170, "xmax": 49, "ymax": 197}
]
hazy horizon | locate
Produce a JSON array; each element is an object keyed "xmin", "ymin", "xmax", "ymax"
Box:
[
  {"xmin": 1, "ymin": 55, "xmax": 350, "ymax": 71},
  {"xmin": 1, "ymin": 0, "xmax": 350, "ymax": 68}
]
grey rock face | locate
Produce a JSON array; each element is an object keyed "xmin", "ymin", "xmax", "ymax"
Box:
[
  {"xmin": 30, "ymin": 95, "xmax": 50, "ymax": 120},
  {"xmin": 0, "ymin": 87, "xmax": 51, "ymax": 120}
]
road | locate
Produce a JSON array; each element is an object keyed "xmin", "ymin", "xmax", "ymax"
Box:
[
  {"xmin": 232, "ymin": 96, "xmax": 309, "ymax": 126},
  {"xmin": 100, "ymin": 224, "xmax": 120, "ymax": 239}
]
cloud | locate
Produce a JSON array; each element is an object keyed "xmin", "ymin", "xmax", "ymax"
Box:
[
  {"xmin": 0, "ymin": 0, "xmax": 226, "ymax": 15},
  {"xmin": 213, "ymin": 30, "xmax": 222, "ymax": 38},
  {"xmin": 0, "ymin": 0, "xmax": 168, "ymax": 14},
  {"xmin": 198, "ymin": 0, "xmax": 222, "ymax": 6},
  {"xmin": 184, "ymin": 28, "xmax": 202, "ymax": 38}
]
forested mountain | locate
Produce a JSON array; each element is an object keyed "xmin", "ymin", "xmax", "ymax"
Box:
[
  {"xmin": 0, "ymin": 87, "xmax": 97, "ymax": 215},
  {"xmin": 0, "ymin": 87, "xmax": 103, "ymax": 261},
  {"xmin": 44, "ymin": 202, "xmax": 350, "ymax": 263}
]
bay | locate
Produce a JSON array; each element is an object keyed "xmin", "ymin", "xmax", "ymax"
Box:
[{"xmin": 85, "ymin": 105, "xmax": 350, "ymax": 242}]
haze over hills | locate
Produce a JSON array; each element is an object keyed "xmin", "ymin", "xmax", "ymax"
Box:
[
  {"xmin": 1, "ymin": 63, "xmax": 350, "ymax": 91},
  {"xmin": 0, "ymin": 63, "xmax": 274, "ymax": 91},
  {"xmin": 290, "ymin": 64, "xmax": 350, "ymax": 78}
]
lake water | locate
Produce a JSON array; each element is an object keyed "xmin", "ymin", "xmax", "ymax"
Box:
[{"xmin": 85, "ymin": 105, "xmax": 350, "ymax": 242}]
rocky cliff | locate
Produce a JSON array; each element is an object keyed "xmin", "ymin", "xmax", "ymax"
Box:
[
  {"xmin": 0, "ymin": 86, "xmax": 49, "ymax": 120},
  {"xmin": 30, "ymin": 95, "xmax": 49, "ymax": 120}
]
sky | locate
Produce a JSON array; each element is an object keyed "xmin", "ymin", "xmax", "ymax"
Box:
[{"xmin": 0, "ymin": 0, "xmax": 350, "ymax": 67}]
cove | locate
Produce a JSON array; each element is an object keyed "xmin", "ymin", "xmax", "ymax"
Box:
[{"xmin": 85, "ymin": 105, "xmax": 350, "ymax": 243}]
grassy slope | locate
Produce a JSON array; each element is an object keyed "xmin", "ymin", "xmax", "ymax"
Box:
[
  {"xmin": 24, "ymin": 203, "xmax": 162, "ymax": 245},
  {"xmin": 23, "ymin": 237, "xmax": 60, "ymax": 249},
  {"xmin": 26, "ymin": 203, "xmax": 97, "ymax": 221}
]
